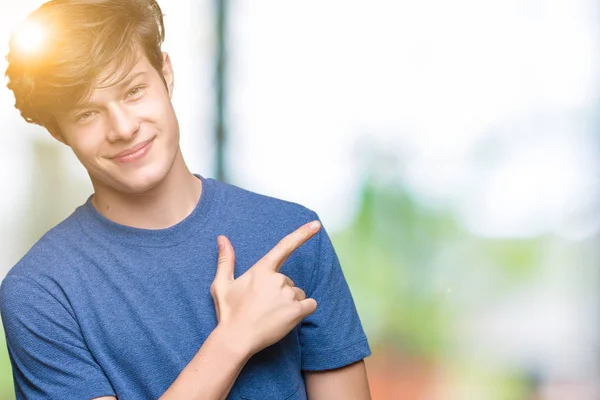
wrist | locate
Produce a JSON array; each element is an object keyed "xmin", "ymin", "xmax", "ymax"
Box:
[{"xmin": 212, "ymin": 322, "xmax": 254, "ymax": 363}]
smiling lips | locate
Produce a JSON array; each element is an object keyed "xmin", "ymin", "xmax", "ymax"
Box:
[{"xmin": 112, "ymin": 139, "xmax": 154, "ymax": 163}]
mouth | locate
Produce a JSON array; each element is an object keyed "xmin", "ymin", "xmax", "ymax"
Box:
[{"xmin": 112, "ymin": 138, "xmax": 154, "ymax": 163}]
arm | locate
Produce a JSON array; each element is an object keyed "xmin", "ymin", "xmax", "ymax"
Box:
[
  {"xmin": 4, "ymin": 277, "xmax": 251, "ymax": 400},
  {"xmin": 91, "ymin": 317, "xmax": 252, "ymax": 400},
  {"xmin": 305, "ymin": 361, "xmax": 371, "ymax": 400},
  {"xmin": 94, "ymin": 327, "xmax": 248, "ymax": 400},
  {"xmin": 97, "ymin": 333, "xmax": 372, "ymax": 400},
  {"xmin": 299, "ymin": 219, "xmax": 372, "ymax": 397},
  {"xmin": 90, "ymin": 222, "xmax": 321, "ymax": 400},
  {"xmin": 158, "ymin": 325, "xmax": 250, "ymax": 400}
]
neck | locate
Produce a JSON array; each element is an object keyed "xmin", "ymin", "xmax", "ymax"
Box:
[{"xmin": 90, "ymin": 148, "xmax": 202, "ymax": 229}]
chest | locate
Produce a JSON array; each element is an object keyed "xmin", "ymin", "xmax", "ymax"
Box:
[{"xmin": 62, "ymin": 241, "xmax": 307, "ymax": 399}]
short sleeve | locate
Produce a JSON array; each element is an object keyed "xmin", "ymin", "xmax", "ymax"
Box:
[
  {"xmin": 299, "ymin": 220, "xmax": 371, "ymax": 371},
  {"xmin": 0, "ymin": 275, "xmax": 116, "ymax": 400}
]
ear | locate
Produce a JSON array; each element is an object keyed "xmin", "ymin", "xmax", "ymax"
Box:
[{"xmin": 161, "ymin": 52, "xmax": 174, "ymax": 98}]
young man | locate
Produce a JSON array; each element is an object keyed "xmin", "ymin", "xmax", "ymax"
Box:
[{"xmin": 0, "ymin": 0, "xmax": 371, "ymax": 399}]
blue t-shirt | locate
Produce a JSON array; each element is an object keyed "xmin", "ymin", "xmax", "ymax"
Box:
[{"xmin": 0, "ymin": 175, "xmax": 370, "ymax": 399}]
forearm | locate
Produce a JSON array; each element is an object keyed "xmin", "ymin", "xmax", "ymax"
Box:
[
  {"xmin": 305, "ymin": 361, "xmax": 371, "ymax": 400},
  {"xmin": 159, "ymin": 325, "xmax": 251, "ymax": 400},
  {"xmin": 160, "ymin": 223, "xmax": 319, "ymax": 400}
]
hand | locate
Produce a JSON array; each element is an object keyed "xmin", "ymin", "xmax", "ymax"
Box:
[{"xmin": 210, "ymin": 221, "xmax": 321, "ymax": 356}]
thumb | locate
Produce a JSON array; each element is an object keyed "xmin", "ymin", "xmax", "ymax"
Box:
[{"xmin": 215, "ymin": 235, "xmax": 235, "ymax": 282}]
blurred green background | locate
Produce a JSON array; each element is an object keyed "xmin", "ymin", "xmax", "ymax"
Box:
[{"xmin": 0, "ymin": 0, "xmax": 599, "ymax": 399}]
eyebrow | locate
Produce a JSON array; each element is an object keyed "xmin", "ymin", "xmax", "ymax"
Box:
[
  {"xmin": 114, "ymin": 71, "xmax": 147, "ymax": 93},
  {"xmin": 74, "ymin": 71, "xmax": 148, "ymax": 111}
]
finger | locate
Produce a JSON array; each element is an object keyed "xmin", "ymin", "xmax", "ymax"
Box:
[
  {"xmin": 275, "ymin": 272, "xmax": 296, "ymax": 287},
  {"xmin": 262, "ymin": 221, "xmax": 321, "ymax": 272},
  {"xmin": 293, "ymin": 287, "xmax": 306, "ymax": 301},
  {"xmin": 214, "ymin": 303, "xmax": 221, "ymax": 322},
  {"xmin": 276, "ymin": 273, "xmax": 295, "ymax": 287},
  {"xmin": 298, "ymin": 298, "xmax": 317, "ymax": 318},
  {"xmin": 214, "ymin": 235, "xmax": 235, "ymax": 283}
]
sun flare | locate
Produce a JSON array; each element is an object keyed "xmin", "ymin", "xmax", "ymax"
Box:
[{"xmin": 13, "ymin": 19, "xmax": 46, "ymax": 56}]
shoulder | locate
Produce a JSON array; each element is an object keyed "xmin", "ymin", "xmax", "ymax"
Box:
[
  {"xmin": 4, "ymin": 206, "xmax": 87, "ymax": 282},
  {"xmin": 0, "ymin": 205, "xmax": 99, "ymax": 322},
  {"xmin": 210, "ymin": 178, "xmax": 320, "ymax": 233},
  {"xmin": 212, "ymin": 178, "xmax": 317, "ymax": 219},
  {"xmin": 208, "ymin": 178, "xmax": 327, "ymax": 281}
]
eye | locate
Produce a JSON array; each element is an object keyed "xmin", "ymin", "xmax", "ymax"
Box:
[
  {"xmin": 76, "ymin": 111, "xmax": 96, "ymax": 122},
  {"xmin": 126, "ymin": 86, "xmax": 145, "ymax": 99}
]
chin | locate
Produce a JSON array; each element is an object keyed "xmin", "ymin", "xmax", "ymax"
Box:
[
  {"xmin": 119, "ymin": 177, "xmax": 162, "ymax": 194},
  {"xmin": 92, "ymin": 141, "xmax": 179, "ymax": 195},
  {"xmin": 93, "ymin": 162, "xmax": 171, "ymax": 195},
  {"xmin": 123, "ymin": 166, "xmax": 171, "ymax": 194}
]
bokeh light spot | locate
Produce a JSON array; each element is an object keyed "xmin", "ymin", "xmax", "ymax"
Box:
[{"xmin": 13, "ymin": 19, "xmax": 46, "ymax": 56}]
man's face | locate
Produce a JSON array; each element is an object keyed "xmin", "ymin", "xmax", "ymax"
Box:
[{"xmin": 54, "ymin": 51, "xmax": 179, "ymax": 195}]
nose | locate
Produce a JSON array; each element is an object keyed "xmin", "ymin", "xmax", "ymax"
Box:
[{"xmin": 106, "ymin": 104, "xmax": 140, "ymax": 143}]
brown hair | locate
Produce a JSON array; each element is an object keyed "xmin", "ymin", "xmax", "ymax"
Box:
[{"xmin": 5, "ymin": 0, "xmax": 166, "ymax": 132}]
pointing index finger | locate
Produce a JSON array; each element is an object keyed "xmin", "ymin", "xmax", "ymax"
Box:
[{"xmin": 262, "ymin": 220, "xmax": 321, "ymax": 272}]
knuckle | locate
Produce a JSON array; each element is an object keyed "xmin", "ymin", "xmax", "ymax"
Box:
[
  {"xmin": 274, "ymin": 273, "xmax": 287, "ymax": 286},
  {"xmin": 280, "ymin": 236, "xmax": 296, "ymax": 253},
  {"xmin": 284, "ymin": 286, "xmax": 297, "ymax": 300},
  {"xmin": 262, "ymin": 251, "xmax": 276, "ymax": 265},
  {"xmin": 304, "ymin": 223, "xmax": 313, "ymax": 235},
  {"xmin": 246, "ymin": 270, "xmax": 257, "ymax": 283},
  {"xmin": 217, "ymin": 255, "xmax": 228, "ymax": 265},
  {"xmin": 209, "ymin": 283, "xmax": 218, "ymax": 296}
]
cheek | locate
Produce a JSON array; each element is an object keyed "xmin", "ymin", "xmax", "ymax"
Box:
[
  {"xmin": 66, "ymin": 127, "xmax": 107, "ymax": 164},
  {"xmin": 71, "ymin": 145, "xmax": 100, "ymax": 168},
  {"xmin": 142, "ymin": 96, "xmax": 178, "ymax": 135}
]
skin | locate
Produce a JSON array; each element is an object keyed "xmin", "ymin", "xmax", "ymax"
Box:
[
  {"xmin": 52, "ymin": 52, "xmax": 201, "ymax": 229},
  {"xmin": 50, "ymin": 49, "xmax": 371, "ymax": 400}
]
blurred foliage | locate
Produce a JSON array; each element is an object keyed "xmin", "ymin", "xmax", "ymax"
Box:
[
  {"xmin": 332, "ymin": 178, "xmax": 546, "ymax": 361},
  {"xmin": 332, "ymin": 180, "xmax": 458, "ymax": 357},
  {"xmin": 0, "ymin": 164, "xmax": 586, "ymax": 399},
  {"xmin": 0, "ymin": 333, "xmax": 14, "ymax": 399},
  {"xmin": 439, "ymin": 360, "xmax": 535, "ymax": 400}
]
